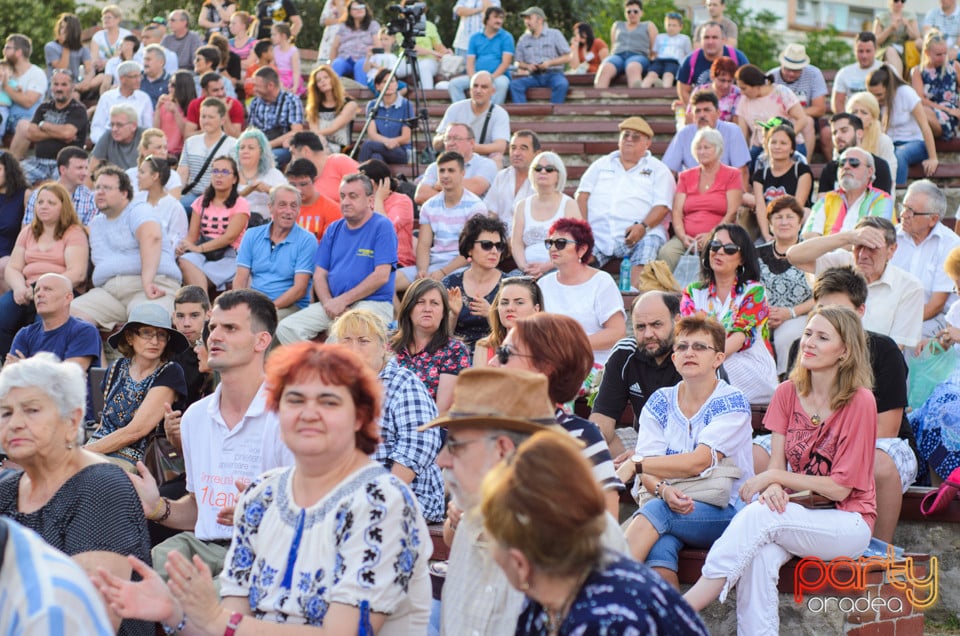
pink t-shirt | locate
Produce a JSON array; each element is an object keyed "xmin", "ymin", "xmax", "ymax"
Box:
[
  {"xmin": 677, "ymin": 163, "xmax": 742, "ymax": 237},
  {"xmin": 763, "ymin": 382, "xmax": 877, "ymax": 531},
  {"xmin": 191, "ymin": 195, "xmax": 251, "ymax": 250},
  {"xmin": 16, "ymin": 224, "xmax": 88, "ymax": 285},
  {"xmin": 156, "ymin": 105, "xmax": 186, "ymax": 155},
  {"xmin": 314, "ymin": 153, "xmax": 360, "ymax": 202},
  {"xmin": 385, "ymin": 191, "xmax": 415, "ymax": 267},
  {"xmin": 736, "ymin": 84, "xmax": 803, "ymax": 148}
]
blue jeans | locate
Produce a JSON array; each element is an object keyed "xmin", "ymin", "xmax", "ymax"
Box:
[
  {"xmin": 509, "ymin": 71, "xmax": 569, "ymax": 104},
  {"xmin": 447, "ymin": 73, "xmax": 510, "ymax": 104},
  {"xmin": 893, "ymin": 139, "xmax": 928, "ymax": 185},
  {"xmin": 332, "ymin": 56, "xmax": 369, "ymax": 87},
  {"xmin": 604, "ymin": 52, "xmax": 650, "ymax": 75},
  {"xmin": 636, "ymin": 497, "xmax": 740, "ymax": 572},
  {"xmin": 0, "ymin": 290, "xmax": 36, "ymax": 357},
  {"xmin": 357, "ymin": 141, "xmax": 408, "ymax": 164}
]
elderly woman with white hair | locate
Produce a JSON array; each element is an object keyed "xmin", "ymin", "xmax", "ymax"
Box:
[
  {"xmin": 0, "ymin": 353, "xmax": 153, "ymax": 636},
  {"xmin": 658, "ymin": 126, "xmax": 742, "ymax": 270},
  {"xmin": 510, "ymin": 151, "xmax": 582, "ymax": 278}
]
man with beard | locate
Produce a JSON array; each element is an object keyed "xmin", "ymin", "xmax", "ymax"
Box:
[
  {"xmin": 818, "ymin": 113, "xmax": 892, "ymax": 196},
  {"xmin": 590, "ymin": 291, "xmax": 683, "ymax": 457},
  {"xmin": 8, "ymin": 69, "xmax": 88, "ymax": 184},
  {"xmin": 426, "ymin": 368, "xmax": 628, "ymax": 636},
  {"xmin": 802, "ymin": 147, "xmax": 893, "ymax": 238}
]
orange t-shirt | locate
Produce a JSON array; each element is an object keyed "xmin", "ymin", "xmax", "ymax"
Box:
[{"xmin": 297, "ymin": 194, "xmax": 342, "ymax": 240}]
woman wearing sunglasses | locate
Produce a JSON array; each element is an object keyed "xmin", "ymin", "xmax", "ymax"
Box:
[
  {"xmin": 443, "ymin": 215, "xmax": 508, "ymax": 353},
  {"xmin": 473, "ymin": 276, "xmax": 544, "ymax": 367},
  {"xmin": 510, "ymin": 151, "xmax": 581, "ymax": 279},
  {"xmin": 537, "ymin": 218, "xmax": 626, "ymax": 366},
  {"xmin": 620, "ymin": 314, "xmax": 753, "ymax": 589},
  {"xmin": 491, "ymin": 312, "xmax": 626, "ymax": 517},
  {"xmin": 680, "ymin": 223, "xmax": 778, "ymax": 404}
]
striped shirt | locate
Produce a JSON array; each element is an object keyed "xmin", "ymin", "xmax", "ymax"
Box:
[
  {"xmin": 556, "ymin": 410, "xmax": 625, "ymax": 492},
  {"xmin": 178, "ymin": 134, "xmax": 238, "ymax": 194},
  {"xmin": 0, "ymin": 518, "xmax": 113, "ymax": 635},
  {"xmin": 418, "ymin": 190, "xmax": 487, "ymax": 259}
]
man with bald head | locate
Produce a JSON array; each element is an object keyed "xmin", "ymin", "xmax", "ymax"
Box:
[
  {"xmin": 7, "ymin": 273, "xmax": 101, "ymax": 390},
  {"xmin": 590, "ymin": 291, "xmax": 683, "ymax": 456},
  {"xmin": 435, "ymin": 71, "xmax": 511, "ymax": 160},
  {"xmin": 803, "ymin": 146, "xmax": 893, "ymax": 238}
]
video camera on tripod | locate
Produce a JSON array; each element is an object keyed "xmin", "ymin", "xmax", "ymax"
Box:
[{"xmin": 386, "ymin": 3, "xmax": 427, "ymax": 41}]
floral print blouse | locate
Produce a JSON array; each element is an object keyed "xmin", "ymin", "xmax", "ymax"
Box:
[
  {"xmin": 394, "ymin": 338, "xmax": 471, "ymax": 401},
  {"xmin": 681, "ymin": 279, "xmax": 770, "ymax": 350}
]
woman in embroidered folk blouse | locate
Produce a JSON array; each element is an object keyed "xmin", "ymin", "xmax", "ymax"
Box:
[
  {"xmin": 684, "ymin": 306, "xmax": 878, "ymax": 636},
  {"xmin": 621, "ymin": 315, "xmax": 754, "ymax": 590},
  {"xmin": 94, "ymin": 342, "xmax": 432, "ymax": 635},
  {"xmin": 681, "ymin": 223, "xmax": 778, "ymax": 404}
]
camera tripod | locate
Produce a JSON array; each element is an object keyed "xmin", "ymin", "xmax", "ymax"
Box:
[{"xmin": 350, "ymin": 31, "xmax": 435, "ymax": 176}]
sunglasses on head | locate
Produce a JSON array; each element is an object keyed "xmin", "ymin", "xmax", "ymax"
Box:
[
  {"xmin": 708, "ymin": 240, "xmax": 740, "ymax": 255},
  {"xmin": 533, "ymin": 165, "xmax": 558, "ymax": 173},
  {"xmin": 475, "ymin": 240, "xmax": 505, "ymax": 252},
  {"xmin": 841, "ymin": 156, "xmax": 863, "ymax": 168},
  {"xmin": 544, "ymin": 238, "xmax": 577, "ymax": 250}
]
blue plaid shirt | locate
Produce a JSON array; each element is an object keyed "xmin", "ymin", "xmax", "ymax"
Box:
[
  {"xmin": 374, "ymin": 358, "xmax": 445, "ymax": 523},
  {"xmin": 247, "ymin": 89, "xmax": 304, "ymax": 135},
  {"xmin": 23, "ymin": 184, "xmax": 97, "ymax": 226}
]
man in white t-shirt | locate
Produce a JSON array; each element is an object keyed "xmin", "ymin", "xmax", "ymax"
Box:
[
  {"xmin": 831, "ymin": 32, "xmax": 881, "ymax": 116},
  {"xmin": 434, "ymin": 71, "xmax": 511, "ymax": 161},
  {"xmin": 135, "ymin": 289, "xmax": 294, "ymax": 579},
  {"xmin": 483, "ymin": 129, "xmax": 539, "ymax": 233},
  {"xmin": 1, "ymin": 34, "xmax": 48, "ymax": 135}
]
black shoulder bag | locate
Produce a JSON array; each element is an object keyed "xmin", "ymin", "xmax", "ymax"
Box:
[{"xmin": 182, "ymin": 134, "xmax": 228, "ymax": 196}]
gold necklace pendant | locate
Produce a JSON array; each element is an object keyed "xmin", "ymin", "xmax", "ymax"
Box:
[{"xmin": 810, "ymin": 414, "xmax": 822, "ymax": 426}]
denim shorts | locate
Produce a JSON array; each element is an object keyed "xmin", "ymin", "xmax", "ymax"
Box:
[
  {"xmin": 634, "ymin": 497, "xmax": 739, "ymax": 571},
  {"xmin": 605, "ymin": 52, "xmax": 650, "ymax": 74},
  {"xmin": 648, "ymin": 58, "xmax": 679, "ymax": 77}
]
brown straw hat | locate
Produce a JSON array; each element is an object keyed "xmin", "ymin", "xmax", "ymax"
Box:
[{"xmin": 419, "ymin": 367, "xmax": 558, "ymax": 435}]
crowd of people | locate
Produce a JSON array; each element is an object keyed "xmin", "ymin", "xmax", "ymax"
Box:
[{"xmin": 2, "ymin": 2, "xmax": 960, "ymax": 635}]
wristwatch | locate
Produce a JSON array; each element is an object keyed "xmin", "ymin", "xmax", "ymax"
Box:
[{"xmin": 634, "ymin": 456, "xmax": 645, "ymax": 475}]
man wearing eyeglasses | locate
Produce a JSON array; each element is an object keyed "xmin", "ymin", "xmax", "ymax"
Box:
[
  {"xmin": 414, "ymin": 123, "xmax": 497, "ymax": 205},
  {"xmin": 890, "ymin": 179, "xmax": 960, "ymax": 338},
  {"xmin": 787, "ymin": 216, "xmax": 924, "ymax": 349},
  {"xmin": 802, "ymin": 147, "xmax": 893, "ymax": 238},
  {"xmin": 88, "ymin": 61, "xmax": 153, "ymax": 145},
  {"xmin": 70, "ymin": 167, "xmax": 182, "ymax": 331},
  {"xmin": 89, "ymin": 104, "xmax": 143, "ymax": 174},
  {"xmin": 8, "ymin": 69, "xmax": 88, "ymax": 184},
  {"xmin": 576, "ymin": 116, "xmax": 674, "ymax": 289}
]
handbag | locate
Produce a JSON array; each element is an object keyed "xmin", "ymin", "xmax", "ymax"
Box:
[
  {"xmin": 197, "ymin": 234, "xmax": 229, "ymax": 261},
  {"xmin": 903, "ymin": 40, "xmax": 921, "ymax": 73},
  {"xmin": 673, "ymin": 242, "xmax": 701, "ymax": 290},
  {"xmin": 907, "ymin": 339, "xmax": 958, "ymax": 410},
  {"xmin": 181, "ymin": 134, "xmax": 228, "ymax": 196},
  {"xmin": 143, "ymin": 434, "xmax": 185, "ymax": 486},
  {"xmin": 638, "ymin": 450, "xmax": 742, "ymax": 508}
]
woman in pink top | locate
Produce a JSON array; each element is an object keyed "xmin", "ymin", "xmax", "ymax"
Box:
[
  {"xmin": 661, "ymin": 127, "xmax": 741, "ymax": 266},
  {"xmin": 177, "ymin": 156, "xmax": 250, "ymax": 291},
  {"xmin": 684, "ymin": 305, "xmax": 877, "ymax": 635},
  {"xmin": 154, "ymin": 71, "xmax": 197, "ymax": 157},
  {"xmin": 734, "ymin": 64, "xmax": 809, "ymax": 167},
  {"xmin": 0, "ymin": 182, "xmax": 89, "ymax": 357}
]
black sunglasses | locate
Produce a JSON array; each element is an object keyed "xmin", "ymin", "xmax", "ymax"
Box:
[
  {"xmin": 495, "ymin": 344, "xmax": 536, "ymax": 365},
  {"xmin": 544, "ymin": 238, "xmax": 577, "ymax": 250},
  {"xmin": 708, "ymin": 241, "xmax": 741, "ymax": 255},
  {"xmin": 840, "ymin": 156, "xmax": 863, "ymax": 168},
  {"xmin": 475, "ymin": 240, "xmax": 505, "ymax": 252},
  {"xmin": 533, "ymin": 165, "xmax": 558, "ymax": 173}
]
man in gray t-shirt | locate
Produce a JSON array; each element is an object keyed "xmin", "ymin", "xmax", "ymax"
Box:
[{"xmin": 90, "ymin": 104, "xmax": 142, "ymax": 173}]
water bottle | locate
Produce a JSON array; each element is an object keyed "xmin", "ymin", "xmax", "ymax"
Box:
[
  {"xmin": 675, "ymin": 105, "xmax": 686, "ymax": 132},
  {"xmin": 619, "ymin": 257, "xmax": 632, "ymax": 292}
]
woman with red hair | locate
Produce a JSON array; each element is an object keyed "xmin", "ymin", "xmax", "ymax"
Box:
[
  {"xmin": 94, "ymin": 342, "xmax": 433, "ymax": 634},
  {"xmin": 537, "ymin": 218, "xmax": 626, "ymax": 365}
]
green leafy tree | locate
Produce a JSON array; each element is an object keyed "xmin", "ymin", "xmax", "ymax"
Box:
[
  {"xmin": 0, "ymin": 0, "xmax": 77, "ymax": 66},
  {"xmin": 723, "ymin": 0, "xmax": 779, "ymax": 70},
  {"xmin": 804, "ymin": 26, "xmax": 853, "ymax": 71}
]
